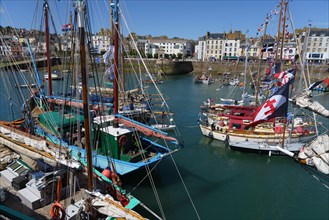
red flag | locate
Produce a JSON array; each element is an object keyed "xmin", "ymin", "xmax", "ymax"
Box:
[
  {"xmin": 248, "ymin": 81, "xmax": 291, "ymax": 127},
  {"xmin": 323, "ymin": 78, "xmax": 329, "ymax": 87}
]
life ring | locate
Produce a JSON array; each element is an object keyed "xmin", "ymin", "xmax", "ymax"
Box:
[
  {"xmin": 50, "ymin": 201, "xmax": 66, "ymax": 220},
  {"xmin": 219, "ymin": 121, "xmax": 225, "ymax": 127},
  {"xmin": 118, "ymin": 135, "xmax": 128, "ymax": 147}
]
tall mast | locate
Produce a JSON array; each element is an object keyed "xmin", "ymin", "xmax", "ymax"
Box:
[
  {"xmin": 279, "ymin": 1, "xmax": 288, "ymax": 63},
  {"xmin": 77, "ymin": 0, "xmax": 93, "ymax": 191},
  {"xmin": 254, "ymin": 16, "xmax": 268, "ymax": 106},
  {"xmin": 275, "ymin": 0, "xmax": 284, "ymax": 61},
  {"xmin": 69, "ymin": 11, "xmax": 77, "ymax": 88},
  {"xmin": 280, "ymin": 0, "xmax": 288, "ymax": 146},
  {"xmin": 44, "ymin": 1, "xmax": 52, "ymax": 100},
  {"xmin": 113, "ymin": 0, "xmax": 119, "ymax": 114}
]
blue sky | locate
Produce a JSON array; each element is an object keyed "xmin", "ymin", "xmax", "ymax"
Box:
[{"xmin": 1, "ymin": 0, "xmax": 328, "ymax": 40}]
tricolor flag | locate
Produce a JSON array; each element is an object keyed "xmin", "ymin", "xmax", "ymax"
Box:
[
  {"xmin": 62, "ymin": 24, "xmax": 72, "ymax": 32},
  {"xmin": 261, "ymin": 43, "xmax": 274, "ymax": 52},
  {"xmin": 248, "ymin": 81, "xmax": 291, "ymax": 127},
  {"xmin": 308, "ymin": 78, "xmax": 329, "ymax": 91}
]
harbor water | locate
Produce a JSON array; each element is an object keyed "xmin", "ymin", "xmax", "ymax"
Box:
[{"xmin": 0, "ymin": 71, "xmax": 328, "ymax": 220}]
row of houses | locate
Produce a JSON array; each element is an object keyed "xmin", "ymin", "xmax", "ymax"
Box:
[
  {"xmin": 1, "ymin": 28, "xmax": 328, "ymax": 63},
  {"xmin": 195, "ymin": 29, "xmax": 329, "ymax": 63}
]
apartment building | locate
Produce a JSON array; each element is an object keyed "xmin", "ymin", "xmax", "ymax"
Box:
[
  {"xmin": 145, "ymin": 39, "xmax": 190, "ymax": 58},
  {"xmin": 196, "ymin": 31, "xmax": 244, "ymax": 61},
  {"xmin": 92, "ymin": 35, "xmax": 111, "ymax": 53},
  {"xmin": 0, "ymin": 35, "xmax": 13, "ymax": 57},
  {"xmin": 306, "ymin": 29, "xmax": 329, "ymax": 63}
]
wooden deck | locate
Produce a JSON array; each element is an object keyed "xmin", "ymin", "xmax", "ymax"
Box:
[{"xmin": 0, "ymin": 172, "xmax": 90, "ymax": 220}]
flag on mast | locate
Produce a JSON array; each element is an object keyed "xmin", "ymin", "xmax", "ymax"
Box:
[{"xmin": 248, "ymin": 80, "xmax": 292, "ymax": 127}]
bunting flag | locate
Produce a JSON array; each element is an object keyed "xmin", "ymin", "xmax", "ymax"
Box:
[
  {"xmin": 248, "ymin": 81, "xmax": 291, "ymax": 127},
  {"xmin": 308, "ymin": 78, "xmax": 329, "ymax": 91},
  {"xmin": 62, "ymin": 24, "xmax": 72, "ymax": 32},
  {"xmin": 103, "ymin": 46, "xmax": 115, "ymax": 65},
  {"xmin": 274, "ymin": 69, "xmax": 296, "ymax": 86}
]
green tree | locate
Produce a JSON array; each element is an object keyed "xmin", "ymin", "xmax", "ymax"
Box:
[{"xmin": 177, "ymin": 53, "xmax": 182, "ymax": 59}]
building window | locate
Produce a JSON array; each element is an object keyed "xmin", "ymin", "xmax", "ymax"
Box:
[{"xmin": 314, "ymin": 38, "xmax": 317, "ymax": 41}]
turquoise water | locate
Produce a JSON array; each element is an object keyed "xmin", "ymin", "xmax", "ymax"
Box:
[
  {"xmin": 0, "ymin": 72, "xmax": 328, "ymax": 220},
  {"xmin": 126, "ymin": 74, "xmax": 329, "ymax": 220}
]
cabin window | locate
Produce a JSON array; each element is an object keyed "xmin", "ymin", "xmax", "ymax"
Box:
[{"xmin": 232, "ymin": 123, "xmax": 242, "ymax": 129}]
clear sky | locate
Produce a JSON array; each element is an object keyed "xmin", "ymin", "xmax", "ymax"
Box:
[{"xmin": 1, "ymin": 0, "xmax": 328, "ymax": 40}]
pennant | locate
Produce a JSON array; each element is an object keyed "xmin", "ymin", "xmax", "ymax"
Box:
[
  {"xmin": 249, "ymin": 81, "xmax": 291, "ymax": 127},
  {"xmin": 308, "ymin": 78, "xmax": 329, "ymax": 91},
  {"xmin": 324, "ymin": 78, "xmax": 329, "ymax": 87}
]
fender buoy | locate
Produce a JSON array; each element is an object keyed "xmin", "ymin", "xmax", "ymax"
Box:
[
  {"xmin": 120, "ymin": 195, "xmax": 130, "ymax": 207},
  {"xmin": 50, "ymin": 201, "xmax": 66, "ymax": 220}
]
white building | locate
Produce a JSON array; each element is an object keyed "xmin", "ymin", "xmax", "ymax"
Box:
[
  {"xmin": 145, "ymin": 43, "xmax": 159, "ymax": 57},
  {"xmin": 145, "ymin": 39, "xmax": 188, "ymax": 58},
  {"xmin": 0, "ymin": 36, "xmax": 12, "ymax": 57},
  {"xmin": 92, "ymin": 35, "xmax": 111, "ymax": 53},
  {"xmin": 306, "ymin": 29, "xmax": 329, "ymax": 63},
  {"xmin": 196, "ymin": 31, "xmax": 244, "ymax": 61},
  {"xmin": 196, "ymin": 39, "xmax": 206, "ymax": 60}
]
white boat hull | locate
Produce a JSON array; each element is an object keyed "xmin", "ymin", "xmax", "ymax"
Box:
[
  {"xmin": 199, "ymin": 124, "xmax": 313, "ymax": 144},
  {"xmin": 229, "ymin": 141, "xmax": 304, "ymax": 156}
]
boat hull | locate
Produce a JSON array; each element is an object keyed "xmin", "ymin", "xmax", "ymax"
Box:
[
  {"xmin": 229, "ymin": 141, "xmax": 303, "ymax": 156},
  {"xmin": 199, "ymin": 124, "xmax": 315, "ymax": 144}
]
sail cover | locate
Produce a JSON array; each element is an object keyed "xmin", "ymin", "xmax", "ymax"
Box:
[{"xmin": 117, "ymin": 118, "xmax": 178, "ymax": 144}]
